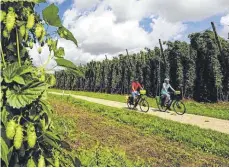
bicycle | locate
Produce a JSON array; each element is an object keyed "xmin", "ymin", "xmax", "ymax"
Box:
[
  {"xmin": 155, "ymin": 91, "xmax": 186, "ymax": 115},
  {"xmin": 126, "ymin": 90, "xmax": 149, "ymax": 112}
]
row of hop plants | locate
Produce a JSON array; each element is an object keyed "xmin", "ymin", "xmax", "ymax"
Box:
[
  {"xmin": 1, "ymin": 0, "xmax": 81, "ymax": 167},
  {"xmin": 55, "ymin": 31, "xmax": 229, "ymax": 102}
]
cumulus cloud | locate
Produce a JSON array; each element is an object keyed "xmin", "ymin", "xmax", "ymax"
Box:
[
  {"xmin": 47, "ymin": 0, "xmax": 66, "ymax": 4},
  {"xmin": 31, "ymin": 0, "xmax": 229, "ymax": 67},
  {"xmin": 220, "ymin": 13, "xmax": 229, "ymax": 38},
  {"xmin": 93, "ymin": 0, "xmax": 229, "ymax": 23},
  {"xmin": 60, "ymin": 2, "xmax": 187, "ymax": 64},
  {"xmin": 72, "ymin": 0, "xmax": 101, "ymax": 11}
]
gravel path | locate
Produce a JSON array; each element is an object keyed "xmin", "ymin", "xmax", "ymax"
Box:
[{"xmin": 49, "ymin": 92, "xmax": 229, "ymax": 135}]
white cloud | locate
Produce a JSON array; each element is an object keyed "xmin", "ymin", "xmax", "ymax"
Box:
[
  {"xmin": 101, "ymin": 0, "xmax": 229, "ymax": 23},
  {"xmin": 72, "ymin": 0, "xmax": 101, "ymax": 11},
  {"xmin": 31, "ymin": 0, "xmax": 229, "ymax": 66},
  {"xmin": 47, "ymin": 0, "xmax": 66, "ymax": 4},
  {"xmin": 60, "ymin": 3, "xmax": 187, "ymax": 64},
  {"xmin": 220, "ymin": 13, "xmax": 229, "ymax": 38}
]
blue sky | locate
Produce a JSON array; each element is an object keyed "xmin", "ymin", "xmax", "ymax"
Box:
[{"xmin": 32, "ymin": 0, "xmax": 229, "ymax": 66}]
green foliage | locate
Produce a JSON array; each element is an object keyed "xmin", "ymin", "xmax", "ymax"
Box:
[
  {"xmin": 76, "ymin": 145, "xmax": 145, "ymax": 167},
  {"xmin": 0, "ymin": 1, "xmax": 80, "ymax": 167},
  {"xmin": 42, "ymin": 3, "xmax": 62, "ymax": 27},
  {"xmin": 58, "ymin": 26, "xmax": 78, "ymax": 46},
  {"xmin": 55, "ymin": 31, "xmax": 229, "ymax": 102},
  {"xmin": 55, "ymin": 58, "xmax": 77, "ymax": 70},
  {"xmin": 1, "ymin": 137, "xmax": 10, "ymax": 166}
]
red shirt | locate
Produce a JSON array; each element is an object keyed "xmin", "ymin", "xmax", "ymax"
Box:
[{"xmin": 131, "ymin": 82, "xmax": 142, "ymax": 92}]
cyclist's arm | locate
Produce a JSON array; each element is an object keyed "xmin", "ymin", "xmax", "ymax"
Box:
[
  {"xmin": 132, "ymin": 83, "xmax": 136, "ymax": 92},
  {"xmin": 138, "ymin": 83, "xmax": 143, "ymax": 90},
  {"xmin": 162, "ymin": 83, "xmax": 166, "ymax": 91},
  {"xmin": 139, "ymin": 83, "xmax": 143, "ymax": 89},
  {"xmin": 169, "ymin": 85, "xmax": 175, "ymax": 92},
  {"xmin": 132, "ymin": 87, "xmax": 135, "ymax": 92}
]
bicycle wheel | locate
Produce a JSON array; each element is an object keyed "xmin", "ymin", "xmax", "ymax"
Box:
[
  {"xmin": 155, "ymin": 96, "xmax": 167, "ymax": 112},
  {"xmin": 139, "ymin": 98, "xmax": 149, "ymax": 112},
  {"xmin": 173, "ymin": 101, "xmax": 186, "ymax": 115}
]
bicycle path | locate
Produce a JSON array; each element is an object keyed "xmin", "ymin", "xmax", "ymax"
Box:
[{"xmin": 49, "ymin": 91, "xmax": 229, "ymax": 135}]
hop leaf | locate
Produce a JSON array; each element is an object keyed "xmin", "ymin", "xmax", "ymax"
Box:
[
  {"xmin": 14, "ymin": 124, "xmax": 24, "ymax": 149},
  {"xmin": 6, "ymin": 120, "xmax": 17, "ymax": 140},
  {"xmin": 26, "ymin": 14, "xmax": 35, "ymax": 29}
]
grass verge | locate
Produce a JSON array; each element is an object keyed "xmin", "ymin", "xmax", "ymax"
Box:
[
  {"xmin": 50, "ymin": 93, "xmax": 229, "ymax": 158},
  {"xmin": 49, "ymin": 95, "xmax": 229, "ymax": 166}
]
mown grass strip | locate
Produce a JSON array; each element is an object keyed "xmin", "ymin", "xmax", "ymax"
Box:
[
  {"xmin": 49, "ymin": 93, "xmax": 229, "ymax": 159},
  {"xmin": 50, "ymin": 98, "xmax": 229, "ymax": 167},
  {"xmin": 49, "ymin": 88, "xmax": 229, "ymax": 120}
]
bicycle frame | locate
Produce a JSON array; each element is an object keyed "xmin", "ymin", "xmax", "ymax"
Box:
[
  {"xmin": 134, "ymin": 94, "xmax": 147, "ymax": 107},
  {"xmin": 166, "ymin": 92, "xmax": 181, "ymax": 107}
]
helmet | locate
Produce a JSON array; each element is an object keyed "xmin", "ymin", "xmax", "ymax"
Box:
[{"xmin": 164, "ymin": 78, "xmax": 169, "ymax": 81}]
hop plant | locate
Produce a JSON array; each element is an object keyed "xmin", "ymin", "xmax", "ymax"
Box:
[
  {"xmin": 24, "ymin": 29, "xmax": 29, "ymax": 41},
  {"xmin": 28, "ymin": 41, "xmax": 34, "ymax": 49},
  {"xmin": 19, "ymin": 25, "xmax": 26, "ymax": 38},
  {"xmin": 54, "ymin": 151, "xmax": 60, "ymax": 167},
  {"xmin": 14, "ymin": 124, "xmax": 24, "ymax": 149},
  {"xmin": 26, "ymin": 14, "xmax": 35, "ymax": 29},
  {"xmin": 6, "ymin": 120, "xmax": 17, "ymax": 140},
  {"xmin": 3, "ymin": 29, "xmax": 9, "ymax": 38},
  {"xmin": 46, "ymin": 38, "xmax": 52, "ymax": 46},
  {"xmin": 27, "ymin": 157, "xmax": 36, "ymax": 167},
  {"xmin": 0, "ymin": 10, "xmax": 6, "ymax": 22},
  {"xmin": 49, "ymin": 75, "xmax": 56, "ymax": 86},
  {"xmin": 38, "ymin": 155, "xmax": 45, "ymax": 167},
  {"xmin": 39, "ymin": 28, "xmax": 46, "ymax": 42},
  {"xmin": 5, "ymin": 8, "xmax": 16, "ymax": 33},
  {"xmin": 27, "ymin": 124, "xmax": 37, "ymax": 148},
  {"xmin": 38, "ymin": 47, "xmax": 42, "ymax": 54},
  {"xmin": 35, "ymin": 24, "xmax": 43, "ymax": 39},
  {"xmin": 54, "ymin": 157, "xmax": 59, "ymax": 167}
]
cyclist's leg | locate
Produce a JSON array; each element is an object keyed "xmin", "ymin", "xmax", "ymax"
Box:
[
  {"xmin": 165, "ymin": 92, "xmax": 170, "ymax": 104},
  {"xmin": 131, "ymin": 91, "xmax": 136, "ymax": 104},
  {"xmin": 133, "ymin": 91, "xmax": 139, "ymax": 107},
  {"xmin": 161, "ymin": 91, "xmax": 167, "ymax": 105}
]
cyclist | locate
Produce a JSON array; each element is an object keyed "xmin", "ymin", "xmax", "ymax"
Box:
[
  {"xmin": 161, "ymin": 78, "xmax": 175, "ymax": 106},
  {"xmin": 131, "ymin": 78, "xmax": 143, "ymax": 105}
]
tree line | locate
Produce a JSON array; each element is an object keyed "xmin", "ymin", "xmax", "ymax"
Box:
[{"xmin": 54, "ymin": 30, "xmax": 229, "ymax": 102}]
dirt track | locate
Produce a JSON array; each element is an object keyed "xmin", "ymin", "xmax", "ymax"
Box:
[{"xmin": 49, "ymin": 91, "xmax": 229, "ymax": 135}]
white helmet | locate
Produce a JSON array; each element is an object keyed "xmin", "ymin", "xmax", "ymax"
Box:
[{"xmin": 164, "ymin": 78, "xmax": 170, "ymax": 82}]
